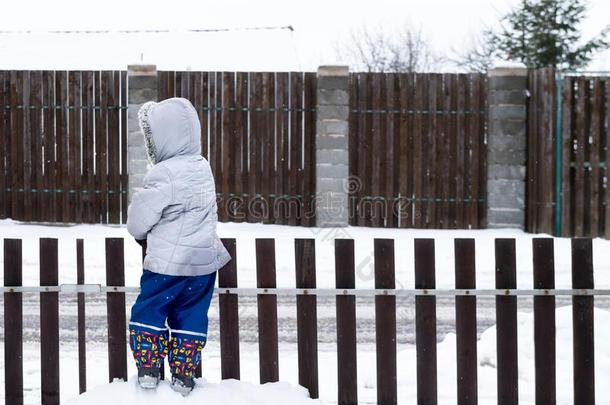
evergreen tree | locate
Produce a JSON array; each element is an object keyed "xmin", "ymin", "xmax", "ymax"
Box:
[{"xmin": 455, "ymin": 0, "xmax": 608, "ymax": 71}]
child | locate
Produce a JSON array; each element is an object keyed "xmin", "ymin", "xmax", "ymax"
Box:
[{"xmin": 126, "ymin": 97, "xmax": 231, "ymax": 395}]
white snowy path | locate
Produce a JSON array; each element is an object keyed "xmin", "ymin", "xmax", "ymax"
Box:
[{"xmin": 2, "ymin": 219, "xmax": 610, "ymax": 404}]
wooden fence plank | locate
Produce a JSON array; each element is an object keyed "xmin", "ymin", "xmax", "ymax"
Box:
[
  {"xmin": 30, "ymin": 71, "xmax": 43, "ymax": 222},
  {"xmin": 335, "ymin": 239, "xmax": 358, "ymax": 405},
  {"xmin": 541, "ymin": 69, "xmax": 555, "ymax": 234},
  {"xmin": 478, "ymin": 75, "xmax": 488, "ymax": 227},
  {"xmin": 261, "ymin": 72, "xmax": 273, "ymax": 224},
  {"xmin": 120, "ymin": 71, "xmax": 128, "ymax": 224},
  {"xmin": 58, "ymin": 71, "xmax": 70, "ymax": 222},
  {"xmin": 287, "ymin": 72, "xmax": 298, "ymax": 225},
  {"xmin": 220, "ymin": 72, "xmax": 233, "ymax": 222},
  {"xmin": 295, "ymin": 239, "xmax": 319, "ymax": 398},
  {"xmin": 413, "ymin": 75, "xmax": 424, "ymax": 228},
  {"xmin": 94, "ymin": 72, "xmax": 105, "ymax": 223},
  {"xmin": 397, "ymin": 74, "xmax": 409, "ymax": 228},
  {"xmin": 600, "ymin": 79, "xmax": 610, "ymax": 238},
  {"xmin": 574, "ymin": 77, "xmax": 586, "ymax": 236},
  {"xmin": 228, "ymin": 72, "xmax": 241, "ymax": 222},
  {"xmin": 247, "ymin": 73, "xmax": 261, "ymax": 223},
  {"xmin": 356, "ymin": 73, "xmax": 370, "ymax": 226},
  {"xmin": 219, "ymin": 238, "xmax": 240, "ymax": 380},
  {"xmin": 374, "ymin": 238, "xmax": 397, "ymax": 405},
  {"xmin": 82, "ymin": 71, "xmax": 95, "ymax": 223},
  {"xmin": 561, "ymin": 77, "xmax": 573, "ymax": 237},
  {"xmin": 590, "ymin": 79, "xmax": 602, "ymax": 236},
  {"xmin": 384, "ymin": 73, "xmax": 397, "ymax": 228},
  {"xmin": 455, "ymin": 74, "xmax": 466, "ymax": 228},
  {"xmin": 44, "ymin": 71, "xmax": 56, "ymax": 222},
  {"xmin": 199, "ymin": 72, "xmax": 208, "ymax": 160},
  {"xmin": 4, "ymin": 239, "xmax": 23, "ymax": 405},
  {"xmin": 76, "ymin": 239, "xmax": 87, "ymax": 393},
  {"xmin": 275, "ymin": 72, "xmax": 288, "ymax": 225},
  {"xmin": 372, "ymin": 73, "xmax": 385, "ymax": 227},
  {"xmin": 415, "ymin": 238, "xmax": 438, "ymax": 404},
  {"xmin": 303, "ymin": 72, "xmax": 316, "ymax": 226},
  {"xmin": 532, "ymin": 238, "xmax": 556, "ymax": 405},
  {"xmin": 449, "ymin": 75, "xmax": 459, "ymax": 229},
  {"xmin": 0, "ymin": 71, "xmax": 6, "ymax": 219},
  {"xmin": 527, "ymin": 70, "xmax": 538, "ymax": 233},
  {"xmin": 11, "ymin": 71, "xmax": 23, "ymax": 220},
  {"xmin": 440, "ymin": 74, "xmax": 453, "ymax": 229},
  {"xmin": 454, "ymin": 238, "xmax": 477, "ymax": 405},
  {"xmin": 495, "ymin": 238, "xmax": 518, "ymax": 404},
  {"xmin": 22, "ymin": 71, "xmax": 32, "ymax": 222},
  {"xmin": 427, "ymin": 74, "xmax": 439, "ymax": 228},
  {"xmin": 470, "ymin": 74, "xmax": 482, "ymax": 228},
  {"xmin": 214, "ymin": 72, "xmax": 223, "ymax": 202},
  {"xmin": 571, "ymin": 238, "xmax": 595, "ymax": 404},
  {"xmin": 105, "ymin": 238, "xmax": 127, "ymax": 382},
  {"xmin": 68, "ymin": 71, "xmax": 81, "ymax": 223},
  {"xmin": 255, "ymin": 239, "xmax": 279, "ymax": 383},
  {"xmin": 235, "ymin": 72, "xmax": 247, "ymax": 222},
  {"xmin": 108, "ymin": 71, "xmax": 121, "ymax": 224},
  {"xmin": 40, "ymin": 238, "xmax": 60, "ymax": 405}
]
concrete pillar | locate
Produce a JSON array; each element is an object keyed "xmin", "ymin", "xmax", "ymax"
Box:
[
  {"xmin": 315, "ymin": 66, "xmax": 350, "ymax": 227},
  {"xmin": 127, "ymin": 64, "xmax": 157, "ymax": 202},
  {"xmin": 486, "ymin": 63, "xmax": 528, "ymax": 229}
]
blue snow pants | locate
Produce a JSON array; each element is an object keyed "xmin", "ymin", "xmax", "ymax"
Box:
[{"xmin": 129, "ymin": 269, "xmax": 216, "ymax": 377}]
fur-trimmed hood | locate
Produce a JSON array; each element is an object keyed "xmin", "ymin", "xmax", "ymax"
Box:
[{"xmin": 138, "ymin": 97, "xmax": 202, "ymax": 165}]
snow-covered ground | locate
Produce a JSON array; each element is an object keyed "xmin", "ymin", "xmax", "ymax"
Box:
[
  {"xmin": 2, "ymin": 219, "xmax": 610, "ymax": 404},
  {"xmin": 65, "ymin": 378, "xmax": 321, "ymax": 405}
]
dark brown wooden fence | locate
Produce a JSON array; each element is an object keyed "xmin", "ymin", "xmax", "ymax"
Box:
[
  {"xmin": 2, "ymin": 236, "xmax": 604, "ymax": 404},
  {"xmin": 527, "ymin": 68, "xmax": 610, "ymax": 237},
  {"xmin": 348, "ymin": 72, "xmax": 488, "ymax": 229},
  {"xmin": 157, "ymin": 71, "xmax": 317, "ymax": 226},
  {"xmin": 0, "ymin": 70, "xmax": 128, "ymax": 224}
]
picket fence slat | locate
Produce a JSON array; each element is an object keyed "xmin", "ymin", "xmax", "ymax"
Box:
[
  {"xmin": 533, "ymin": 238, "xmax": 556, "ymax": 405},
  {"xmin": 335, "ymin": 239, "xmax": 358, "ymax": 405},
  {"xmin": 295, "ymin": 239, "xmax": 319, "ymax": 398},
  {"xmin": 495, "ymin": 239, "xmax": 518, "ymax": 404},
  {"xmin": 4, "ymin": 239, "xmax": 23, "ymax": 405},
  {"xmin": 454, "ymin": 238, "xmax": 477, "ymax": 405},
  {"xmin": 571, "ymin": 238, "xmax": 595, "ymax": 403},
  {"xmin": 255, "ymin": 239, "xmax": 279, "ymax": 383},
  {"xmin": 40, "ymin": 238, "xmax": 60, "ymax": 405},
  {"xmin": 219, "ymin": 238, "xmax": 240, "ymax": 380},
  {"xmin": 76, "ymin": 239, "xmax": 87, "ymax": 394},
  {"xmin": 415, "ymin": 238, "xmax": 438, "ymax": 404},
  {"xmin": 374, "ymin": 239, "xmax": 397, "ymax": 405},
  {"xmin": 105, "ymin": 238, "xmax": 127, "ymax": 382}
]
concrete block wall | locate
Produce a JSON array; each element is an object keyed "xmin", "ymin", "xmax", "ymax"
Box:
[
  {"xmin": 315, "ymin": 66, "xmax": 350, "ymax": 227},
  {"xmin": 486, "ymin": 64, "xmax": 528, "ymax": 229},
  {"xmin": 127, "ymin": 64, "xmax": 157, "ymax": 202}
]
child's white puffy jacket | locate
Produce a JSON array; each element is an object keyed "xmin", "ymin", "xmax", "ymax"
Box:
[{"xmin": 127, "ymin": 97, "xmax": 231, "ymax": 276}]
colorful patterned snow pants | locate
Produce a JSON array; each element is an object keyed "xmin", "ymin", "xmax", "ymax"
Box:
[{"xmin": 129, "ymin": 269, "xmax": 216, "ymax": 377}]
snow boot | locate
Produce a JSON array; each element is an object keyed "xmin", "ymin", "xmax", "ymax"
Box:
[
  {"xmin": 170, "ymin": 374, "xmax": 195, "ymax": 396},
  {"xmin": 137, "ymin": 367, "xmax": 161, "ymax": 390}
]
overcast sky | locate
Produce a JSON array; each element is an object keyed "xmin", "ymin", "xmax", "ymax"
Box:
[{"xmin": 0, "ymin": 0, "xmax": 608, "ymax": 71}]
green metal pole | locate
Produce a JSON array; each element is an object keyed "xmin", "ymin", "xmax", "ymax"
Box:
[{"xmin": 554, "ymin": 72, "xmax": 563, "ymax": 236}]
